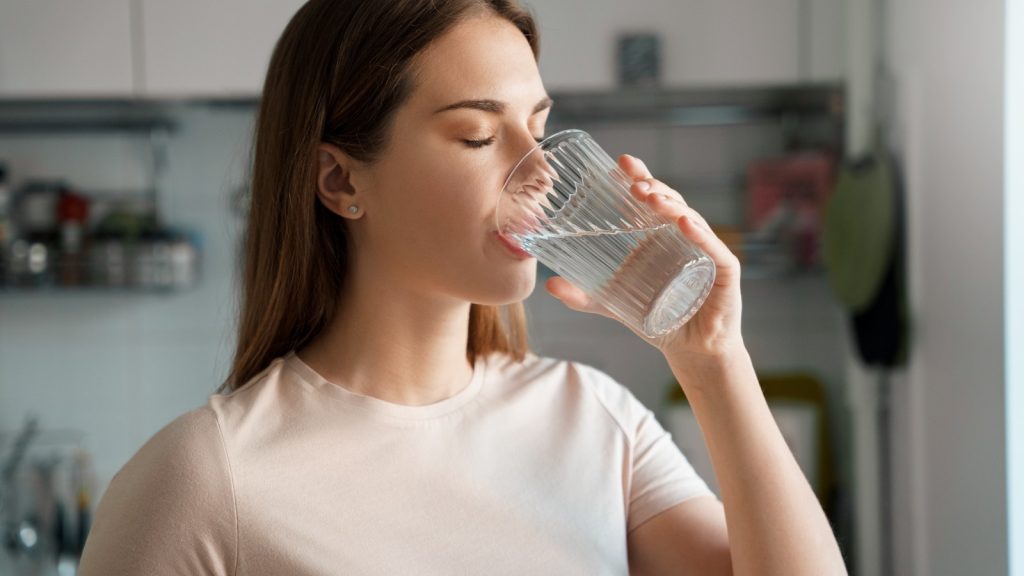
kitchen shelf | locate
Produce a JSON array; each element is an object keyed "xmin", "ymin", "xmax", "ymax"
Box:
[
  {"xmin": 0, "ymin": 284, "xmax": 197, "ymax": 296},
  {"xmin": 546, "ymin": 83, "xmax": 843, "ymax": 128},
  {"xmin": 0, "ymin": 84, "xmax": 840, "ymax": 133},
  {"xmin": 0, "ymin": 246, "xmax": 201, "ymax": 296},
  {"xmin": 0, "ymin": 99, "xmax": 178, "ymax": 135}
]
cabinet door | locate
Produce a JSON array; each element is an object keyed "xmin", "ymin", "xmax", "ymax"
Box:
[
  {"xmin": 806, "ymin": 0, "xmax": 845, "ymax": 81},
  {"xmin": 669, "ymin": 0, "xmax": 803, "ymax": 86},
  {"xmin": 535, "ymin": 0, "xmax": 813, "ymax": 90},
  {"xmin": 139, "ymin": 0, "xmax": 306, "ymax": 98},
  {"xmin": 0, "ymin": 0, "xmax": 135, "ymax": 98}
]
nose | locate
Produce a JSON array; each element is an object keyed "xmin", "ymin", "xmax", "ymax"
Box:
[
  {"xmin": 495, "ymin": 134, "xmax": 556, "ymax": 233},
  {"xmin": 505, "ymin": 131, "xmax": 556, "ymax": 190},
  {"xmin": 521, "ymin": 154, "xmax": 556, "ymax": 194}
]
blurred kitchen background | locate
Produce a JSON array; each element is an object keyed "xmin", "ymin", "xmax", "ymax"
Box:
[{"xmin": 0, "ymin": 0, "xmax": 1020, "ymax": 575}]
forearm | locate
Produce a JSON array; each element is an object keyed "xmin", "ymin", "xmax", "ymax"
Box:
[{"xmin": 667, "ymin": 348, "xmax": 847, "ymax": 576}]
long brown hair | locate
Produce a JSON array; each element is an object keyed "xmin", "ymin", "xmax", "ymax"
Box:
[{"xmin": 221, "ymin": 0, "xmax": 538, "ymax": 392}]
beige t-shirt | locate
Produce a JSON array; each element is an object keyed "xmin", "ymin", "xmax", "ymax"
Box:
[{"xmin": 79, "ymin": 350, "xmax": 714, "ymax": 575}]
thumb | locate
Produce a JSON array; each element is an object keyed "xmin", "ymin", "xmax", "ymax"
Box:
[
  {"xmin": 545, "ymin": 275, "xmax": 663, "ymax": 346},
  {"xmin": 544, "ymin": 276, "xmax": 594, "ymax": 312}
]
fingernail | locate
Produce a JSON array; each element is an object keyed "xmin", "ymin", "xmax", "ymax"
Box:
[{"xmin": 636, "ymin": 181, "xmax": 651, "ymax": 191}]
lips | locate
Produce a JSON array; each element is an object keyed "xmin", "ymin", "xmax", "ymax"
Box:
[{"xmin": 495, "ymin": 231, "xmax": 534, "ymax": 260}]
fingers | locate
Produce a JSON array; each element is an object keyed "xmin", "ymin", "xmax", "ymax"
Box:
[
  {"xmin": 618, "ymin": 155, "xmax": 688, "ymax": 208},
  {"xmin": 616, "ymin": 153, "xmax": 739, "ymax": 282},
  {"xmin": 621, "ymin": 155, "xmax": 687, "ymax": 206},
  {"xmin": 644, "ymin": 192, "xmax": 708, "ymax": 229},
  {"xmin": 618, "ymin": 153, "xmax": 652, "ymax": 180},
  {"xmin": 633, "ymin": 181, "xmax": 689, "ymax": 211},
  {"xmin": 676, "ymin": 214, "xmax": 741, "ymax": 283}
]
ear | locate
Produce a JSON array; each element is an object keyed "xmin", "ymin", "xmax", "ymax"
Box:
[{"xmin": 316, "ymin": 143, "xmax": 369, "ymax": 218}]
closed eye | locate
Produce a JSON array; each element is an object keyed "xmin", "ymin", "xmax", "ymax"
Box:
[
  {"xmin": 463, "ymin": 135, "xmax": 545, "ymax": 149},
  {"xmin": 463, "ymin": 137, "xmax": 496, "ymax": 149}
]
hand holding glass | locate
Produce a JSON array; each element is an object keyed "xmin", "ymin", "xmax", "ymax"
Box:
[{"xmin": 496, "ymin": 129, "xmax": 716, "ymax": 339}]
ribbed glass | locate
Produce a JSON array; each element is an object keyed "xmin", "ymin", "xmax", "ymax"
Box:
[{"xmin": 496, "ymin": 129, "xmax": 716, "ymax": 338}]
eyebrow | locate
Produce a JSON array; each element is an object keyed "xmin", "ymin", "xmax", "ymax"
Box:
[{"xmin": 433, "ymin": 96, "xmax": 554, "ymax": 116}]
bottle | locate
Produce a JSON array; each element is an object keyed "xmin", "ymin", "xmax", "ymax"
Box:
[{"xmin": 56, "ymin": 186, "xmax": 90, "ymax": 286}]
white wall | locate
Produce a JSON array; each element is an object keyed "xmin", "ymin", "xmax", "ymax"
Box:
[{"xmin": 885, "ymin": 0, "xmax": 1008, "ymax": 574}]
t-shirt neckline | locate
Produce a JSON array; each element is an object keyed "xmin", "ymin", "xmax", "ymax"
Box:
[{"xmin": 283, "ymin": 350, "xmax": 488, "ymax": 421}]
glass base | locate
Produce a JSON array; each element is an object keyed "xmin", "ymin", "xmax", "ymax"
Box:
[{"xmin": 643, "ymin": 257, "xmax": 716, "ymax": 338}]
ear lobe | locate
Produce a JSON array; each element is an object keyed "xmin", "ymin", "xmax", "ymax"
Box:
[{"xmin": 316, "ymin": 143, "xmax": 361, "ymax": 216}]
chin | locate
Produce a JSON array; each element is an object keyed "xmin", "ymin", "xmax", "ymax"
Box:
[{"xmin": 471, "ymin": 266, "xmax": 537, "ymax": 306}]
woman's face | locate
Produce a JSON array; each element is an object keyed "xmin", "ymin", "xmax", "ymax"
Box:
[{"xmin": 351, "ymin": 14, "xmax": 551, "ymax": 306}]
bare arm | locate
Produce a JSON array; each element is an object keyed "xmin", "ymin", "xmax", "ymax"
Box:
[
  {"xmin": 626, "ymin": 494, "xmax": 732, "ymax": 575},
  {"xmin": 665, "ymin": 348, "xmax": 846, "ymax": 576},
  {"xmin": 547, "ymin": 153, "xmax": 847, "ymax": 574}
]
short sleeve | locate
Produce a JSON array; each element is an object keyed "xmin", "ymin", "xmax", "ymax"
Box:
[
  {"xmin": 79, "ymin": 406, "xmax": 237, "ymax": 576},
  {"xmin": 625, "ymin": 391, "xmax": 716, "ymax": 533},
  {"xmin": 576, "ymin": 363, "xmax": 716, "ymax": 534}
]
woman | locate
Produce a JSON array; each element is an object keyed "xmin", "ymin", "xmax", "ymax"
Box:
[{"xmin": 79, "ymin": 0, "xmax": 846, "ymax": 574}]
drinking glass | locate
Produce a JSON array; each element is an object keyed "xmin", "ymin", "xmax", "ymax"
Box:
[{"xmin": 496, "ymin": 129, "xmax": 716, "ymax": 338}]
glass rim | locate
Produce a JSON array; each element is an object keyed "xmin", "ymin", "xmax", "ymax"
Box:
[{"xmin": 498, "ymin": 128, "xmax": 590, "ymax": 197}]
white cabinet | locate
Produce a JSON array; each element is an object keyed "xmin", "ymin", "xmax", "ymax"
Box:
[
  {"xmin": 139, "ymin": 0, "xmax": 305, "ymax": 98},
  {"xmin": 667, "ymin": 0, "xmax": 802, "ymax": 87},
  {"xmin": 534, "ymin": 0, "xmax": 843, "ymax": 90},
  {"xmin": 0, "ymin": 0, "xmax": 843, "ymax": 99},
  {"xmin": 0, "ymin": 0, "xmax": 135, "ymax": 98},
  {"xmin": 806, "ymin": 0, "xmax": 845, "ymax": 81}
]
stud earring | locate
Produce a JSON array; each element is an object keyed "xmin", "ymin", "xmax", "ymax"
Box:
[{"xmin": 347, "ymin": 205, "xmax": 359, "ymax": 214}]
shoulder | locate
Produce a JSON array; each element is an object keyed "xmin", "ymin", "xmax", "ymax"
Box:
[
  {"xmin": 562, "ymin": 358, "xmax": 652, "ymax": 438},
  {"xmin": 206, "ymin": 354, "xmax": 301, "ymax": 433},
  {"xmin": 94, "ymin": 405, "xmax": 234, "ymax": 526},
  {"xmin": 489, "ymin": 351, "xmax": 647, "ymax": 437},
  {"xmin": 80, "ymin": 406, "xmax": 237, "ymax": 575},
  {"xmin": 120, "ymin": 405, "xmax": 229, "ymax": 485},
  {"xmin": 487, "ymin": 350, "xmax": 618, "ymax": 388}
]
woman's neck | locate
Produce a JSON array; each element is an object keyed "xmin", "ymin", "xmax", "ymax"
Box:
[{"xmin": 295, "ymin": 279, "xmax": 475, "ymax": 407}]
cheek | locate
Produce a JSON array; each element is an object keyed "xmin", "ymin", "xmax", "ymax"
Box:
[{"xmin": 397, "ymin": 154, "xmax": 502, "ymax": 230}]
